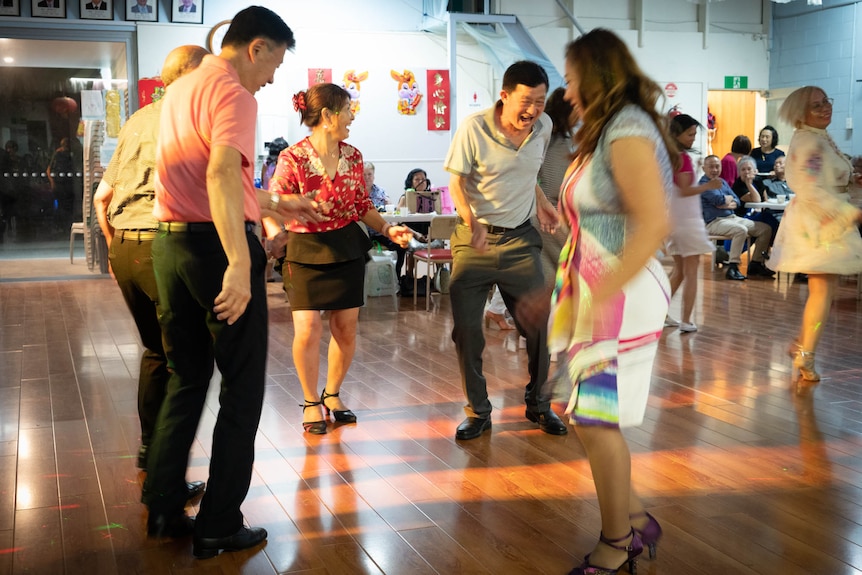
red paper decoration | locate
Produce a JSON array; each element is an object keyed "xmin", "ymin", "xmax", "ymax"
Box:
[{"xmin": 426, "ymin": 70, "xmax": 450, "ymax": 131}]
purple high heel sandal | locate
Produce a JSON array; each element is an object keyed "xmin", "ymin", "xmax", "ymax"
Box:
[
  {"xmin": 568, "ymin": 528, "xmax": 643, "ymax": 575},
  {"xmin": 631, "ymin": 512, "xmax": 662, "ymax": 559}
]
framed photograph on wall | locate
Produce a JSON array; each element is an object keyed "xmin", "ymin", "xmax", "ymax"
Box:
[
  {"xmin": 125, "ymin": 0, "xmax": 155, "ymax": 21},
  {"xmin": 171, "ymin": 0, "xmax": 201, "ymax": 24},
  {"xmin": 0, "ymin": 0, "xmax": 21, "ymax": 17},
  {"xmin": 31, "ymin": 0, "xmax": 65, "ymax": 18},
  {"xmin": 79, "ymin": 0, "xmax": 111, "ymax": 20}
]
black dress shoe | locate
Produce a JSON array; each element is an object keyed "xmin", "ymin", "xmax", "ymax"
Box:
[
  {"xmin": 747, "ymin": 260, "xmax": 775, "ymax": 278},
  {"xmin": 186, "ymin": 481, "xmax": 205, "ymax": 501},
  {"xmin": 455, "ymin": 417, "xmax": 491, "ymax": 440},
  {"xmin": 147, "ymin": 513, "xmax": 194, "ymax": 538},
  {"xmin": 137, "ymin": 445, "xmax": 148, "ymax": 470},
  {"xmin": 725, "ymin": 265, "xmax": 746, "ymax": 280},
  {"xmin": 193, "ymin": 526, "xmax": 268, "ymax": 559},
  {"xmin": 525, "ymin": 409, "xmax": 568, "ymax": 435}
]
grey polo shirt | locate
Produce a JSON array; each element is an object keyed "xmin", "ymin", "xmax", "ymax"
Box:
[{"xmin": 444, "ymin": 100, "xmax": 551, "ymax": 229}]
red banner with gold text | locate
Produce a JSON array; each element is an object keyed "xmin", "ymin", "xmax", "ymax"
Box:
[{"xmin": 426, "ymin": 69, "xmax": 450, "ymax": 131}]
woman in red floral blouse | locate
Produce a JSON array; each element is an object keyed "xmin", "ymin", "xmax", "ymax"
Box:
[{"xmin": 269, "ymin": 83, "xmax": 411, "ymax": 435}]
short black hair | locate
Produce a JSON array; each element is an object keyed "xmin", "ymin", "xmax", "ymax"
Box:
[
  {"xmin": 759, "ymin": 125, "xmax": 779, "ymax": 147},
  {"xmin": 502, "ymin": 60, "xmax": 549, "ymax": 92},
  {"xmin": 222, "ymin": 6, "xmax": 295, "ymax": 51},
  {"xmin": 404, "ymin": 168, "xmax": 427, "ymax": 190},
  {"xmin": 730, "ymin": 134, "xmax": 752, "ymax": 155}
]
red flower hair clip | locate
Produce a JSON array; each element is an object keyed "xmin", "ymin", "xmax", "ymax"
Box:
[{"xmin": 292, "ymin": 92, "xmax": 307, "ymax": 112}]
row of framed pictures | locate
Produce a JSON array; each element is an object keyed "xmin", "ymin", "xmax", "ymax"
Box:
[{"xmin": 0, "ymin": 0, "xmax": 204, "ymax": 24}]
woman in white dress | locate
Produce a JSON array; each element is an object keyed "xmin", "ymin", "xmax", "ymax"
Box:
[
  {"xmin": 768, "ymin": 86, "xmax": 862, "ymax": 383},
  {"xmin": 664, "ymin": 114, "xmax": 723, "ymax": 333}
]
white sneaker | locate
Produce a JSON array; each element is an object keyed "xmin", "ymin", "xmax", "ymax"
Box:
[
  {"xmin": 679, "ymin": 322, "xmax": 698, "ymax": 333},
  {"xmin": 664, "ymin": 316, "xmax": 680, "ymax": 327}
]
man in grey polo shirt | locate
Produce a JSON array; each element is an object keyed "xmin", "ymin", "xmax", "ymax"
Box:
[{"xmin": 444, "ymin": 60, "xmax": 567, "ymax": 440}]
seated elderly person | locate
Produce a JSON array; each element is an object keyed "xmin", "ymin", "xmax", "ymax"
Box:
[
  {"xmin": 700, "ymin": 155, "xmax": 774, "ymax": 280},
  {"xmin": 762, "ymin": 155, "xmax": 792, "ymax": 199},
  {"xmin": 732, "ymin": 155, "xmax": 780, "ymax": 239},
  {"xmin": 364, "ymin": 161, "xmax": 408, "ymax": 278}
]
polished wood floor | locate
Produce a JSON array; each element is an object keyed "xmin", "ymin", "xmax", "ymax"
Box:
[{"xmin": 2, "ymin": 257, "xmax": 862, "ymax": 574}]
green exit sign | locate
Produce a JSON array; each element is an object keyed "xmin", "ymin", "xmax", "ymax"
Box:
[{"xmin": 724, "ymin": 76, "xmax": 748, "ymax": 89}]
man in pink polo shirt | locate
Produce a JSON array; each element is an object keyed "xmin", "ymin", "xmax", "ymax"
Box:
[{"xmin": 142, "ymin": 6, "xmax": 320, "ymax": 559}]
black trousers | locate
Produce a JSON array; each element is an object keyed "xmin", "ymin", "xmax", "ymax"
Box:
[
  {"xmin": 449, "ymin": 222, "xmax": 551, "ymax": 419},
  {"xmin": 143, "ymin": 227, "xmax": 268, "ymax": 538},
  {"xmin": 108, "ymin": 233, "xmax": 168, "ymax": 452}
]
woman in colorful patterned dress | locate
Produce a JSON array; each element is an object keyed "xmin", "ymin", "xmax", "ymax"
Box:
[
  {"xmin": 549, "ymin": 29, "xmax": 676, "ymax": 575},
  {"xmin": 768, "ymin": 86, "xmax": 862, "ymax": 384},
  {"xmin": 270, "ymin": 83, "xmax": 411, "ymax": 434}
]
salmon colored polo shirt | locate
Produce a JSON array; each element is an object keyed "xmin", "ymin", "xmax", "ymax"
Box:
[{"xmin": 154, "ymin": 54, "xmax": 260, "ymax": 223}]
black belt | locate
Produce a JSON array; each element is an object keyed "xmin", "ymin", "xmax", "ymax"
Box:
[
  {"xmin": 158, "ymin": 221, "xmax": 257, "ymax": 233},
  {"xmin": 116, "ymin": 229, "xmax": 158, "ymax": 241},
  {"xmin": 477, "ymin": 219, "xmax": 531, "ymax": 235}
]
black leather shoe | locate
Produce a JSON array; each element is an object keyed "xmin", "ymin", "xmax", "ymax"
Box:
[
  {"xmin": 193, "ymin": 526, "xmax": 268, "ymax": 559},
  {"xmin": 186, "ymin": 481, "xmax": 205, "ymax": 501},
  {"xmin": 455, "ymin": 417, "xmax": 491, "ymax": 440},
  {"xmin": 725, "ymin": 265, "xmax": 746, "ymax": 281},
  {"xmin": 147, "ymin": 513, "xmax": 194, "ymax": 538},
  {"xmin": 747, "ymin": 261, "xmax": 775, "ymax": 278},
  {"xmin": 525, "ymin": 409, "xmax": 568, "ymax": 435},
  {"xmin": 137, "ymin": 445, "xmax": 148, "ymax": 470}
]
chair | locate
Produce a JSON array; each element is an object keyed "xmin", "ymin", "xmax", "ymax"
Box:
[
  {"xmin": 70, "ymin": 221, "xmax": 85, "ymax": 263},
  {"xmin": 707, "ymin": 233, "xmax": 757, "ymax": 271},
  {"xmin": 405, "ymin": 190, "xmax": 442, "ymax": 214},
  {"xmin": 413, "ymin": 215, "xmax": 458, "ymax": 311}
]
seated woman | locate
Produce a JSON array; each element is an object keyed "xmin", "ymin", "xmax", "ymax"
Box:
[
  {"xmin": 396, "ymin": 168, "xmax": 435, "ymax": 289},
  {"xmin": 750, "ymin": 125, "xmax": 785, "ymax": 176},
  {"xmin": 732, "ymin": 155, "xmax": 780, "ymax": 248},
  {"xmin": 721, "ymin": 134, "xmax": 751, "ymax": 186}
]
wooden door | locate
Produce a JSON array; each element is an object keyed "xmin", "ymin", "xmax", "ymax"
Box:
[{"xmin": 707, "ymin": 90, "xmax": 757, "ymax": 159}]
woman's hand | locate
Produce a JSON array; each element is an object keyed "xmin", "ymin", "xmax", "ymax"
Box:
[{"xmin": 387, "ymin": 224, "xmax": 413, "ymax": 248}]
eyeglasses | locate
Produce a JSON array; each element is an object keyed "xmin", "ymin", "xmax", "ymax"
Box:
[{"xmin": 810, "ymin": 98, "xmax": 834, "ymax": 112}]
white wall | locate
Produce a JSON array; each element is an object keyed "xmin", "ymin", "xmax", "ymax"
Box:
[
  {"xmin": 135, "ymin": 0, "xmax": 772, "ymax": 189},
  {"xmin": 771, "ymin": 0, "xmax": 859, "ymax": 155}
]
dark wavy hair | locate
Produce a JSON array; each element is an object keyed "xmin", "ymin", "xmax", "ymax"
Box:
[
  {"xmin": 295, "ymin": 83, "xmax": 351, "ymax": 128},
  {"xmin": 565, "ymin": 29, "xmax": 678, "ymax": 170},
  {"xmin": 669, "ymin": 114, "xmax": 702, "ymax": 152},
  {"xmin": 545, "ymin": 87, "xmax": 576, "ymax": 139},
  {"xmin": 759, "ymin": 125, "xmax": 779, "ymax": 148},
  {"xmin": 404, "ymin": 168, "xmax": 427, "ymax": 190}
]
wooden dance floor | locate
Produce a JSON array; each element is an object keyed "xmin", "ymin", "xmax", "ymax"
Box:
[{"xmin": 1, "ymin": 258, "xmax": 862, "ymax": 574}]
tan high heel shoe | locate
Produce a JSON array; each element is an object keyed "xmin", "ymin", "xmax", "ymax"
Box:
[
  {"xmin": 787, "ymin": 340, "xmax": 801, "ymax": 359},
  {"xmin": 484, "ymin": 311, "xmax": 514, "ymax": 330},
  {"xmin": 792, "ymin": 349, "xmax": 820, "ymax": 382}
]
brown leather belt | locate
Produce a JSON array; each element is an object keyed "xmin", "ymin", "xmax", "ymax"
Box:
[{"xmin": 158, "ymin": 221, "xmax": 257, "ymax": 233}]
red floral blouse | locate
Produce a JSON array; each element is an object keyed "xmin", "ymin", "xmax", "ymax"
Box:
[{"xmin": 269, "ymin": 137, "xmax": 374, "ymax": 233}]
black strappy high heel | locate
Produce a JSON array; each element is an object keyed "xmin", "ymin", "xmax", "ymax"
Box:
[
  {"xmin": 301, "ymin": 400, "xmax": 327, "ymax": 434},
  {"xmin": 321, "ymin": 390, "xmax": 357, "ymax": 423}
]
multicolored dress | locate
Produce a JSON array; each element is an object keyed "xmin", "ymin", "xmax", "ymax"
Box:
[
  {"xmin": 548, "ymin": 105, "xmax": 672, "ymax": 428},
  {"xmin": 768, "ymin": 126, "xmax": 862, "ymax": 274}
]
